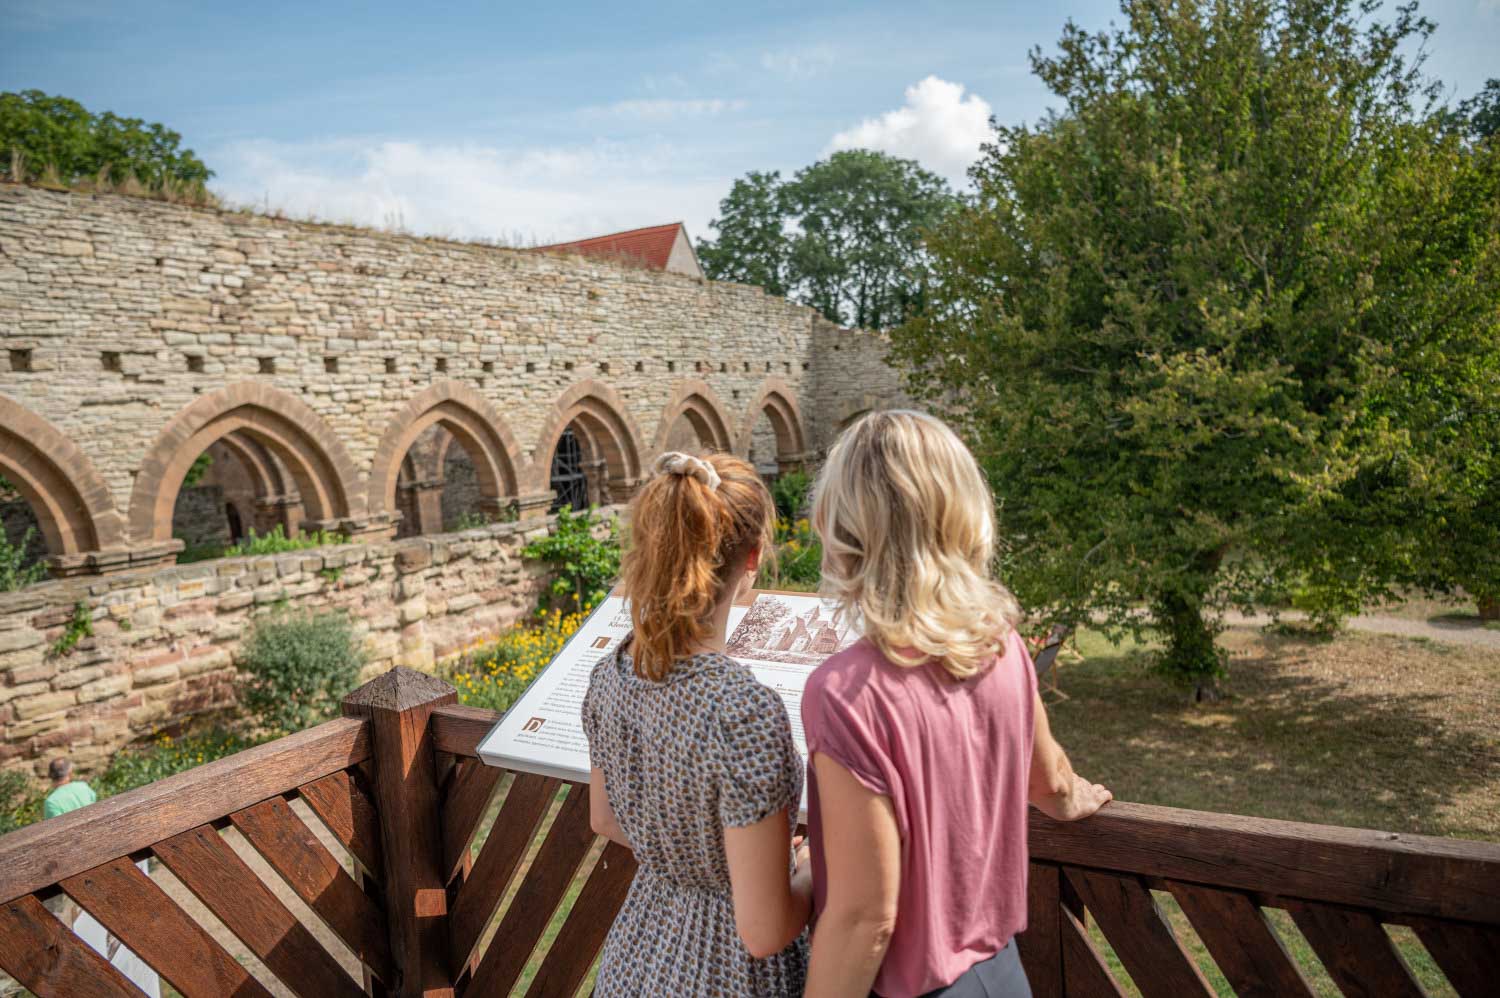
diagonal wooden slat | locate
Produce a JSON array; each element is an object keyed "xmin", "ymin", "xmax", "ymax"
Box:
[
  {"xmin": 298, "ymin": 768, "xmax": 383, "ymax": 878},
  {"xmin": 0, "ymin": 893, "xmax": 145, "ymax": 998},
  {"xmin": 1411, "ymin": 917, "xmax": 1500, "ymax": 998},
  {"xmin": 1166, "ymin": 881, "xmax": 1315, "ymax": 998},
  {"xmin": 524, "ymin": 840, "xmax": 638, "ymax": 998},
  {"xmin": 448, "ymin": 771, "xmax": 561, "ymax": 971},
  {"xmin": 1066, "ymin": 867, "xmax": 1213, "ymax": 998},
  {"xmin": 230, "ymin": 796, "xmax": 396, "ymax": 985},
  {"xmin": 154, "ymin": 823, "xmax": 366, "ymax": 998},
  {"xmin": 62, "ymin": 856, "xmax": 272, "ymax": 998},
  {"xmin": 466, "ymin": 783, "xmax": 599, "ymax": 998},
  {"xmin": 1291, "ymin": 902, "xmax": 1424, "ymax": 998},
  {"xmin": 442, "ymin": 757, "xmax": 502, "ymax": 884},
  {"xmin": 1017, "ymin": 862, "xmax": 1064, "ymax": 998},
  {"xmin": 1059, "ymin": 903, "xmax": 1129, "ymax": 998}
]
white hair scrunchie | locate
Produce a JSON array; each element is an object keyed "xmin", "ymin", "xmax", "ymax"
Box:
[{"xmin": 653, "ymin": 451, "xmax": 722, "ymax": 491}]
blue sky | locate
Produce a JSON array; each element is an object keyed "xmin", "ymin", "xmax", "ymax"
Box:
[{"xmin": 4, "ymin": 0, "xmax": 1495, "ymax": 244}]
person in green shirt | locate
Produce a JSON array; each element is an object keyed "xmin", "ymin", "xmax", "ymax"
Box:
[{"xmin": 43, "ymin": 756, "xmax": 96, "ymax": 819}]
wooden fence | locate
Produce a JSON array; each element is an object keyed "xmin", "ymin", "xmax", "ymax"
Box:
[{"xmin": 1, "ymin": 665, "xmax": 1497, "ymax": 997}]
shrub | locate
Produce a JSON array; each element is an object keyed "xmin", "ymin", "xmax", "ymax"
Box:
[
  {"xmin": 0, "ymin": 526, "xmax": 48, "ymax": 592},
  {"xmin": 759, "ymin": 516, "xmax": 821, "ymax": 592},
  {"xmin": 0, "ymin": 769, "xmax": 43, "ymax": 835},
  {"xmin": 770, "ymin": 469, "xmax": 812, "ymax": 521},
  {"xmin": 523, "ymin": 506, "xmax": 621, "ymax": 612},
  {"xmin": 448, "ymin": 608, "xmax": 585, "ymax": 713},
  {"xmin": 237, "ymin": 609, "xmax": 364, "ymax": 737},
  {"xmin": 97, "ymin": 730, "xmax": 252, "ymax": 797},
  {"xmin": 224, "ymin": 525, "xmax": 346, "ymax": 557}
]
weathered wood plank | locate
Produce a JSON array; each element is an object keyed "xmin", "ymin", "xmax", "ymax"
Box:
[
  {"xmin": 154, "ymin": 824, "xmax": 365, "ymax": 998},
  {"xmin": 1059, "ymin": 903, "xmax": 1128, "ymax": 998},
  {"xmin": 524, "ymin": 841, "xmax": 637, "ymax": 998},
  {"xmin": 466, "ymin": 784, "xmax": 598, "ymax": 998},
  {"xmin": 1166, "ymin": 880, "xmax": 1314, "ymax": 998},
  {"xmin": 431, "ymin": 703, "xmax": 494, "ymax": 758},
  {"xmin": 441, "ymin": 757, "xmax": 502, "ymax": 884},
  {"xmin": 1290, "ymin": 901, "xmax": 1424, "ymax": 998},
  {"xmin": 1016, "ymin": 863, "xmax": 1064, "ymax": 998},
  {"xmin": 448, "ymin": 771, "xmax": 560, "ymax": 971},
  {"xmin": 61, "ymin": 856, "xmax": 272, "ymax": 998},
  {"xmin": 1031, "ymin": 803, "xmax": 1500, "ymax": 924},
  {"xmin": 0, "ymin": 717, "xmax": 369, "ymax": 906},
  {"xmin": 231, "ymin": 796, "xmax": 396, "ymax": 986},
  {"xmin": 1065, "ymin": 868, "xmax": 1212, "ymax": 998},
  {"xmin": 1411, "ymin": 917, "xmax": 1500, "ymax": 998},
  {"xmin": 298, "ymin": 767, "xmax": 383, "ymax": 878},
  {"xmin": 0, "ymin": 893, "xmax": 145, "ymax": 998},
  {"xmin": 343, "ymin": 666, "xmax": 459, "ymax": 998}
]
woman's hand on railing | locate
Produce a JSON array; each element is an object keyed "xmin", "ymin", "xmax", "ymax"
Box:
[{"xmin": 1032, "ymin": 772, "xmax": 1113, "ymax": 822}]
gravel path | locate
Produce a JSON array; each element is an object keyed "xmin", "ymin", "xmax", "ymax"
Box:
[{"xmin": 1226, "ymin": 610, "xmax": 1500, "ymax": 651}]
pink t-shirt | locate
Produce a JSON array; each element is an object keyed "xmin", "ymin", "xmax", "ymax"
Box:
[{"xmin": 802, "ymin": 630, "xmax": 1037, "ymax": 998}]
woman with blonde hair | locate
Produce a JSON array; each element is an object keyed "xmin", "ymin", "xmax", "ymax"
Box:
[
  {"xmin": 582, "ymin": 451, "xmax": 811, "ymax": 996},
  {"xmin": 802, "ymin": 411, "xmax": 1111, "ymax": 998}
]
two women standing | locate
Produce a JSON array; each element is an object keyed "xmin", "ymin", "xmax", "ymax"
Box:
[{"xmin": 582, "ymin": 412, "xmax": 1109, "ymax": 997}]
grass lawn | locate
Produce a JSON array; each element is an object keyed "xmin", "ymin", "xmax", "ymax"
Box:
[{"xmin": 1049, "ymin": 625, "xmax": 1499, "ymax": 997}]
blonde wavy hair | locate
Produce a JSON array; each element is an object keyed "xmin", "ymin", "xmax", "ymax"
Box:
[
  {"xmin": 621, "ymin": 451, "xmax": 775, "ymax": 681},
  {"xmin": 811, "ymin": 410, "xmax": 1021, "ymax": 680}
]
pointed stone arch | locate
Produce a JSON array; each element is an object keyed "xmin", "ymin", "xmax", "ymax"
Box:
[
  {"xmin": 737, "ymin": 377, "xmax": 808, "ymax": 470},
  {"xmin": 530, "ymin": 380, "xmax": 644, "ymax": 505},
  {"xmin": 0, "ymin": 396, "xmax": 125, "ymax": 571},
  {"xmin": 367, "ymin": 381, "xmax": 525, "ymax": 523},
  {"xmin": 127, "ymin": 383, "xmax": 361, "ymax": 544},
  {"xmin": 653, "ymin": 380, "xmax": 735, "ymax": 455}
]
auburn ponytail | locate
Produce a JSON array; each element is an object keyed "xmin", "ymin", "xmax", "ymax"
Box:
[{"xmin": 621, "ymin": 451, "xmax": 774, "ymax": 680}]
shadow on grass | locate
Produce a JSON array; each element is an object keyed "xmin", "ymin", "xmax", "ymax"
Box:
[{"xmin": 1049, "ymin": 632, "xmax": 1500, "ymax": 841}]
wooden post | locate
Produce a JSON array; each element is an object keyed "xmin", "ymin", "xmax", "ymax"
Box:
[{"xmin": 344, "ymin": 667, "xmax": 459, "ymax": 997}]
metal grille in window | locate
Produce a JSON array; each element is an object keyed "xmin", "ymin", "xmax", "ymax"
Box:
[{"xmin": 549, "ymin": 428, "xmax": 589, "ymax": 512}]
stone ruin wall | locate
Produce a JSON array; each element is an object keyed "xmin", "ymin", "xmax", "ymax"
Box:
[{"xmin": 0, "ymin": 183, "xmax": 911, "ymax": 772}]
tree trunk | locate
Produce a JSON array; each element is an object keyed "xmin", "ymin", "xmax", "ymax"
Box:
[
  {"xmin": 1479, "ymin": 595, "xmax": 1500, "ymax": 622},
  {"xmin": 1152, "ymin": 589, "xmax": 1225, "ymax": 701}
]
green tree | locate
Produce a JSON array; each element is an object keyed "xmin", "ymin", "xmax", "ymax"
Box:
[
  {"xmin": 1455, "ymin": 79, "xmax": 1500, "ymax": 141},
  {"xmin": 894, "ymin": 0, "xmax": 1499, "ymax": 694},
  {"xmin": 1, "ymin": 89, "xmax": 212, "ymax": 189},
  {"xmin": 699, "ymin": 150, "xmax": 956, "ymax": 329}
]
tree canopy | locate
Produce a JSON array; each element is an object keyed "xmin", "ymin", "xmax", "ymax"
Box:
[
  {"xmin": 698, "ymin": 149, "xmax": 956, "ymax": 329},
  {"xmin": 1, "ymin": 89, "xmax": 212, "ymax": 191},
  {"xmin": 893, "ymin": 0, "xmax": 1500, "ymax": 691}
]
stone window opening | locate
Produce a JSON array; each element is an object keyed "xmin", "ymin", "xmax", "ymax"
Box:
[
  {"xmin": 102, "ymin": 351, "xmax": 122, "ymax": 373},
  {"xmin": 549, "ymin": 428, "xmax": 589, "ymax": 513},
  {"xmin": 784, "ymin": 361, "xmax": 792, "ymax": 373},
  {"xmin": 258, "ymin": 357, "xmax": 275, "ymax": 374},
  {"xmin": 526, "ymin": 362, "xmax": 536, "ymax": 373},
  {"xmin": 436, "ymin": 358, "xmax": 448, "ymax": 373},
  {"xmin": 720, "ymin": 362, "xmax": 728, "ymax": 373},
  {"xmin": 9, "ymin": 349, "xmax": 33, "ymax": 373},
  {"xmin": 384, "ymin": 357, "xmax": 397, "ymax": 374},
  {"xmin": 733, "ymin": 389, "xmax": 741, "ymax": 400},
  {"xmin": 635, "ymin": 361, "xmax": 645, "ymax": 373},
  {"xmin": 765, "ymin": 361, "xmax": 772, "ymax": 372},
  {"xmin": 695, "ymin": 361, "xmax": 703, "ymax": 373},
  {"xmin": 598, "ymin": 362, "xmax": 610, "ymax": 374},
  {"xmin": 186, "ymin": 355, "xmax": 205, "ymax": 374},
  {"xmin": 324, "ymin": 356, "xmax": 339, "ymax": 374},
  {"xmin": 482, "ymin": 361, "xmax": 495, "ymax": 374},
  {"xmin": 563, "ymin": 360, "xmax": 575, "ymax": 372},
  {"xmin": 802, "ymin": 362, "xmax": 810, "ymax": 371},
  {"xmin": 667, "ymin": 361, "xmax": 676, "ymax": 373},
  {"xmin": 743, "ymin": 361, "xmax": 751, "ymax": 372}
]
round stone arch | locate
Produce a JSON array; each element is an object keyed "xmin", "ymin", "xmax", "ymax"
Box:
[
  {"xmin": 127, "ymin": 383, "xmax": 361, "ymax": 544},
  {"xmin": 652, "ymin": 379, "xmax": 735, "ymax": 454},
  {"xmin": 0, "ymin": 395, "xmax": 125, "ymax": 563},
  {"xmin": 530, "ymin": 379, "xmax": 645, "ymax": 501},
  {"xmin": 736, "ymin": 377, "xmax": 808, "ymax": 468},
  {"xmin": 367, "ymin": 381, "xmax": 525, "ymax": 519}
]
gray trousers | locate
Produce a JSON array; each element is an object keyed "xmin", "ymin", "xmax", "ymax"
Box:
[{"xmin": 908, "ymin": 942, "xmax": 1031, "ymax": 998}]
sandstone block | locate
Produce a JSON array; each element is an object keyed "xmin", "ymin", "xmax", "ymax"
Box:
[
  {"xmin": 0, "ymin": 629, "xmax": 43, "ymax": 654},
  {"xmin": 13, "ymin": 690, "xmax": 76, "ymax": 720},
  {"xmin": 399, "ymin": 599, "xmax": 427, "ymax": 624},
  {"xmin": 77, "ymin": 674, "xmax": 131, "ymax": 703},
  {"xmin": 133, "ymin": 663, "xmax": 180, "ymax": 687}
]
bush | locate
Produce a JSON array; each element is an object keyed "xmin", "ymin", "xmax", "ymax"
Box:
[
  {"xmin": 0, "ymin": 769, "xmax": 43, "ymax": 835},
  {"xmin": 0, "ymin": 526, "xmax": 49, "ymax": 592},
  {"xmin": 759, "ymin": 516, "xmax": 822, "ymax": 592},
  {"xmin": 770, "ymin": 469, "xmax": 812, "ymax": 522},
  {"xmin": 97, "ymin": 730, "xmax": 252, "ymax": 797},
  {"xmin": 237, "ymin": 609, "xmax": 364, "ymax": 737},
  {"xmin": 448, "ymin": 608, "xmax": 585, "ymax": 713},
  {"xmin": 224, "ymin": 525, "xmax": 346, "ymax": 558},
  {"xmin": 523, "ymin": 506, "xmax": 621, "ymax": 612}
]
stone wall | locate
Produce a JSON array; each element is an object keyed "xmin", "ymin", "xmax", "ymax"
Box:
[
  {"xmin": 0, "ymin": 511, "xmax": 601, "ymax": 776},
  {"xmin": 0, "ymin": 183, "xmax": 908, "ymax": 575}
]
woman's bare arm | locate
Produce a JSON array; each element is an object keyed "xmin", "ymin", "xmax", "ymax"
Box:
[
  {"xmin": 588, "ymin": 768, "xmax": 631, "ymax": 848},
  {"xmin": 723, "ymin": 808, "xmax": 812, "ymax": 958},
  {"xmin": 1028, "ymin": 692, "xmax": 1112, "ymax": 820},
  {"xmin": 803, "ymin": 753, "xmax": 901, "ymax": 998}
]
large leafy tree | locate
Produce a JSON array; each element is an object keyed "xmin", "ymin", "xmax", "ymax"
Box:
[
  {"xmin": 1455, "ymin": 79, "xmax": 1500, "ymax": 141},
  {"xmin": 1, "ymin": 90, "xmax": 212, "ymax": 188},
  {"xmin": 699, "ymin": 150, "xmax": 956, "ymax": 329},
  {"xmin": 894, "ymin": 0, "xmax": 1500, "ymax": 693}
]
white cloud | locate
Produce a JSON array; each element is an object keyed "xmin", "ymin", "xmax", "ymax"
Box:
[
  {"xmin": 210, "ymin": 137, "xmax": 727, "ymax": 245},
  {"xmin": 595, "ymin": 98, "xmax": 747, "ymax": 120},
  {"xmin": 825, "ymin": 76, "xmax": 993, "ymax": 187},
  {"xmin": 760, "ymin": 44, "xmax": 836, "ymax": 80}
]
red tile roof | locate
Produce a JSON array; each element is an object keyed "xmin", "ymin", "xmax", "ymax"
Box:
[{"xmin": 534, "ymin": 222, "xmax": 689, "ymax": 272}]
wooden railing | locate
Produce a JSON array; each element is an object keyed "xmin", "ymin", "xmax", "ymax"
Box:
[{"xmin": 2, "ymin": 666, "xmax": 1497, "ymax": 997}]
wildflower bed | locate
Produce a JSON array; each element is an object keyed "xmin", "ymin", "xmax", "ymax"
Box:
[{"xmin": 448, "ymin": 607, "xmax": 589, "ymax": 712}]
